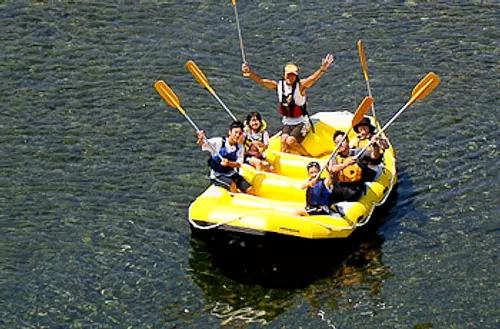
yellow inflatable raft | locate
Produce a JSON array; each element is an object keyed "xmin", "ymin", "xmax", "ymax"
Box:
[{"xmin": 189, "ymin": 111, "xmax": 397, "ymax": 240}]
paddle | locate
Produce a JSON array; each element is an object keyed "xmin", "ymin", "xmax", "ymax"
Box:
[
  {"xmin": 231, "ymin": 0, "xmax": 249, "ymax": 77},
  {"xmin": 315, "ymin": 96, "xmax": 373, "ymax": 179},
  {"xmin": 186, "ymin": 60, "xmax": 238, "ymax": 121},
  {"xmin": 358, "ymin": 40, "xmax": 378, "ymax": 126},
  {"xmin": 154, "ymin": 80, "xmax": 224, "ymax": 158},
  {"xmin": 354, "ymin": 72, "xmax": 440, "ymax": 159}
]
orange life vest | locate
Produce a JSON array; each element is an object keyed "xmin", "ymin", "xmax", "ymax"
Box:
[
  {"xmin": 335, "ymin": 155, "xmax": 363, "ymax": 183},
  {"xmin": 350, "ymin": 136, "xmax": 371, "ymax": 149}
]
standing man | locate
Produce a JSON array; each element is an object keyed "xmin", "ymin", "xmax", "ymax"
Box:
[{"xmin": 242, "ymin": 54, "xmax": 335, "ymax": 156}]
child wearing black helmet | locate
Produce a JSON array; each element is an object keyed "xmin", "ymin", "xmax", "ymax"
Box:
[{"xmin": 293, "ymin": 161, "xmax": 334, "ymax": 216}]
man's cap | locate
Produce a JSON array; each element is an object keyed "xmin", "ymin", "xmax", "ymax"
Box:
[{"xmin": 284, "ymin": 64, "xmax": 299, "ymax": 75}]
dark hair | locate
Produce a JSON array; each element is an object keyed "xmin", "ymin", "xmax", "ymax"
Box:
[
  {"xmin": 229, "ymin": 120, "xmax": 244, "ymax": 130},
  {"xmin": 307, "ymin": 161, "xmax": 320, "ymax": 170},
  {"xmin": 333, "ymin": 130, "xmax": 348, "ymax": 143},
  {"xmin": 245, "ymin": 112, "xmax": 262, "ymax": 125}
]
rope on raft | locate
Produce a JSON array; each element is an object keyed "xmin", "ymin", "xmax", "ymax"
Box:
[
  {"xmin": 188, "ymin": 208, "xmax": 355, "ymax": 231},
  {"xmin": 189, "ymin": 141, "xmax": 397, "ymax": 232}
]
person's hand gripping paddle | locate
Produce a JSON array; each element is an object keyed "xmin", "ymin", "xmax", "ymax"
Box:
[{"xmin": 316, "ymin": 96, "xmax": 374, "ymax": 179}]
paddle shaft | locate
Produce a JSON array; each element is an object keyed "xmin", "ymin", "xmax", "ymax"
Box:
[
  {"xmin": 233, "ymin": 2, "xmax": 247, "ymax": 63},
  {"xmin": 364, "ymin": 79, "xmax": 377, "ymax": 126},
  {"xmin": 180, "ymin": 112, "xmax": 224, "ymax": 159},
  {"xmin": 154, "ymin": 80, "xmax": 225, "ymax": 159},
  {"xmin": 316, "ymin": 128, "xmax": 351, "ymax": 179},
  {"xmin": 212, "ymin": 93, "xmax": 238, "ymax": 121},
  {"xmin": 315, "ymin": 96, "xmax": 373, "ymax": 178},
  {"xmin": 353, "ymin": 104, "xmax": 409, "ymax": 160},
  {"xmin": 358, "ymin": 40, "xmax": 378, "ymax": 124},
  {"xmin": 185, "ymin": 60, "xmax": 239, "ymax": 121},
  {"xmin": 353, "ymin": 78, "xmax": 434, "ymax": 159},
  {"xmin": 380, "ymin": 78, "xmax": 434, "ymax": 133},
  {"xmin": 182, "ymin": 112, "xmax": 201, "ymax": 132}
]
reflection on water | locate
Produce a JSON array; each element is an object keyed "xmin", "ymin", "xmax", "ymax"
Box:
[
  {"xmin": 306, "ymin": 240, "xmax": 392, "ymax": 316},
  {"xmin": 185, "ymin": 196, "xmax": 395, "ymax": 328},
  {"xmin": 188, "ymin": 240, "xmax": 297, "ymax": 326}
]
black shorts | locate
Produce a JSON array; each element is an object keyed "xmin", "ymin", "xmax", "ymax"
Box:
[
  {"xmin": 330, "ymin": 182, "xmax": 363, "ymax": 203},
  {"xmin": 212, "ymin": 173, "xmax": 252, "ymax": 192},
  {"xmin": 281, "ymin": 123, "xmax": 307, "ymax": 143}
]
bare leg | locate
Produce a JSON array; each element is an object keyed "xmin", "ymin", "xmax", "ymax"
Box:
[
  {"xmin": 262, "ymin": 160, "xmax": 272, "ymax": 172},
  {"xmin": 281, "ymin": 134, "xmax": 289, "ymax": 153},
  {"xmin": 267, "ymin": 163, "xmax": 275, "ymax": 173},
  {"xmin": 287, "ymin": 136, "xmax": 313, "ymax": 157},
  {"xmin": 249, "ymin": 157, "xmax": 263, "ymax": 171},
  {"xmin": 254, "ymin": 159, "xmax": 262, "ymax": 171}
]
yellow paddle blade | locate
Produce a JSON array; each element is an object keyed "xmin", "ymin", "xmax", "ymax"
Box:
[
  {"xmin": 412, "ymin": 72, "xmax": 440, "ymax": 102},
  {"xmin": 186, "ymin": 60, "xmax": 216, "ymax": 94},
  {"xmin": 154, "ymin": 80, "xmax": 185, "ymax": 115},
  {"xmin": 232, "ymin": 0, "xmax": 236, "ymax": 5},
  {"xmin": 357, "ymin": 40, "xmax": 369, "ymax": 81},
  {"xmin": 352, "ymin": 96, "xmax": 373, "ymax": 127}
]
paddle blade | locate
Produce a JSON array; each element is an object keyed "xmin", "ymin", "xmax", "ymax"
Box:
[
  {"xmin": 232, "ymin": 0, "xmax": 236, "ymax": 5},
  {"xmin": 412, "ymin": 72, "xmax": 440, "ymax": 102},
  {"xmin": 357, "ymin": 40, "xmax": 369, "ymax": 81},
  {"xmin": 186, "ymin": 60, "xmax": 215, "ymax": 94},
  {"xmin": 154, "ymin": 80, "xmax": 185, "ymax": 115},
  {"xmin": 352, "ymin": 96, "xmax": 373, "ymax": 126}
]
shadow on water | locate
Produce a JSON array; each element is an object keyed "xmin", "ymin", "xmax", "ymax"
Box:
[
  {"xmin": 186, "ymin": 189, "xmax": 399, "ymax": 326},
  {"xmin": 379, "ymin": 169, "xmax": 436, "ymax": 245}
]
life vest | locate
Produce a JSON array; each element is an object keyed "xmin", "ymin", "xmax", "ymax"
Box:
[
  {"xmin": 306, "ymin": 179, "xmax": 332, "ymax": 207},
  {"xmin": 350, "ymin": 135, "xmax": 371, "ymax": 149},
  {"xmin": 243, "ymin": 120, "xmax": 267, "ymax": 153},
  {"xmin": 207, "ymin": 137, "xmax": 240, "ymax": 174},
  {"xmin": 352, "ymin": 135, "xmax": 389, "ymax": 152},
  {"xmin": 335, "ymin": 155, "xmax": 363, "ymax": 183},
  {"xmin": 277, "ymin": 80, "xmax": 307, "ymax": 118}
]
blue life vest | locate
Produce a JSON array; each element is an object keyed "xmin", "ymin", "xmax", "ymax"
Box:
[
  {"xmin": 306, "ymin": 179, "xmax": 332, "ymax": 207},
  {"xmin": 207, "ymin": 137, "xmax": 240, "ymax": 174}
]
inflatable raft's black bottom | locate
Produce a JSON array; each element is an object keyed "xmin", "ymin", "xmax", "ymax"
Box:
[{"xmin": 189, "ymin": 188, "xmax": 398, "ymax": 288}]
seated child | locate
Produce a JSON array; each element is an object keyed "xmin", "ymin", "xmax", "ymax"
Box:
[
  {"xmin": 243, "ymin": 112, "xmax": 274, "ymax": 172},
  {"xmin": 350, "ymin": 117, "xmax": 389, "ymax": 150},
  {"xmin": 293, "ymin": 161, "xmax": 334, "ymax": 216}
]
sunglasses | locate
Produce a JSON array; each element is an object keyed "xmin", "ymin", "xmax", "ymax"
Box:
[{"xmin": 307, "ymin": 162, "xmax": 320, "ymax": 169}]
